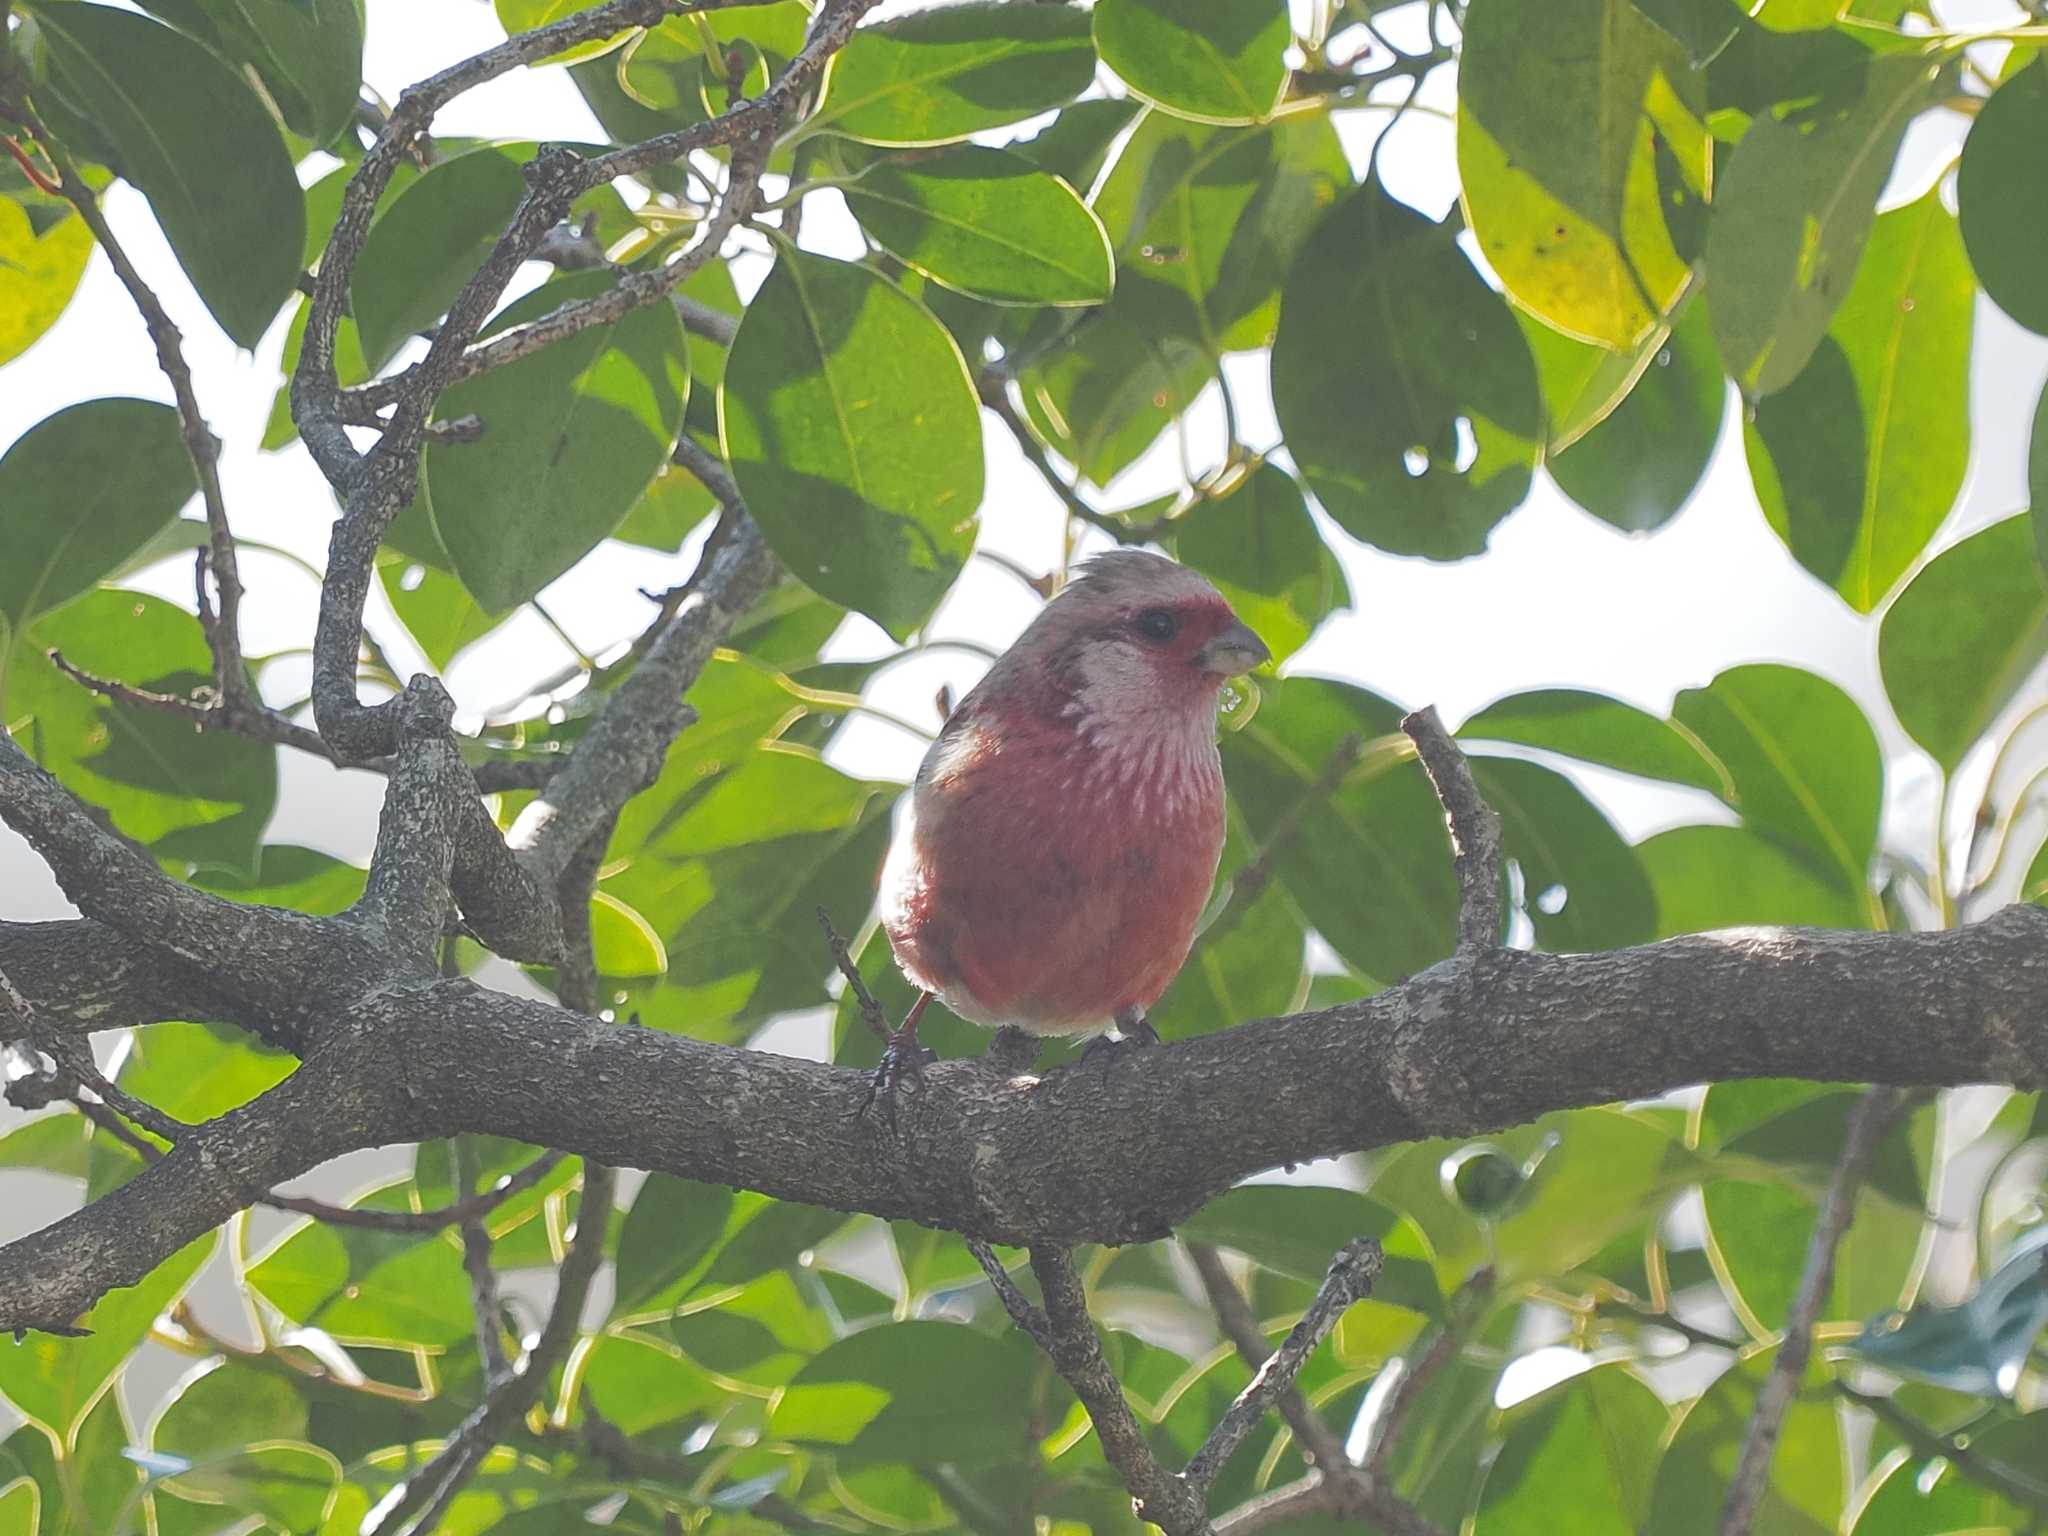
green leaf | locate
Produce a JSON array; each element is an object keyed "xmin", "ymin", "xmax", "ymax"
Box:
[
  {"xmin": 720, "ymin": 248, "xmax": 981, "ymax": 640},
  {"xmin": 0, "ymin": 399, "xmax": 197, "ymax": 646},
  {"xmin": 1646, "ymin": 1343, "xmax": 1843, "ymax": 1536},
  {"xmin": 140, "ymin": 0, "xmax": 364, "ymax": 147},
  {"xmin": 246, "ymin": 1221, "xmax": 474, "ymax": 1347},
  {"xmin": 1745, "ymin": 186, "xmax": 1973, "ymax": 612},
  {"xmin": 1671, "ymin": 664, "xmax": 1882, "ymax": 892},
  {"xmin": 1178, "ymin": 1186, "xmax": 1443, "ymax": 1318},
  {"xmin": 7, "ymin": 592, "xmax": 278, "ymax": 873},
  {"xmin": 1472, "ymin": 757, "xmax": 1656, "ymax": 951},
  {"xmin": 843, "ymin": 146, "xmax": 1112, "ymax": 306},
  {"xmin": 1878, "ymin": 514, "xmax": 2048, "ymax": 774},
  {"xmin": 35, "ymin": 2, "xmax": 303, "ymax": 348},
  {"xmin": 1959, "ymin": 57, "xmax": 2048, "ymax": 337},
  {"xmin": 576, "ymin": 1333, "xmax": 723, "ymax": 1435},
  {"xmin": 493, "ymin": 0, "xmax": 635, "ymax": 65},
  {"xmin": 1459, "ymin": 688, "xmax": 1727, "ymax": 794},
  {"xmin": 2033, "ymin": 380, "xmax": 2048, "ymax": 573},
  {"xmin": 154, "ymin": 1444, "xmax": 340, "ymax": 1535},
  {"xmin": 1090, "ymin": 106, "xmax": 1351, "ymax": 354},
  {"xmin": 0, "ymin": 183, "xmax": 92, "ymax": 367},
  {"xmin": 1272, "ymin": 180, "xmax": 1543, "ymax": 560},
  {"xmin": 589, "ymin": 890, "xmax": 667, "ymax": 977},
  {"xmin": 1638, "ymin": 824, "xmax": 1866, "ymax": 934},
  {"xmin": 1092, "ymin": 0, "xmax": 1289, "ymax": 126},
  {"xmin": 0, "ymin": 1234, "xmax": 212, "ymax": 1435},
  {"xmin": 1173, "ymin": 464, "xmax": 1347, "ymax": 663},
  {"xmin": 1697, "ymin": 1085, "xmax": 1932, "ymax": 1333},
  {"xmin": 1011, "ymin": 96, "xmax": 1142, "ymax": 192},
  {"xmin": 1014, "ymin": 279, "xmax": 1213, "ymax": 487},
  {"xmin": 1459, "ymin": 0, "xmax": 1710, "ymax": 348},
  {"xmin": 1219, "ymin": 675, "xmax": 1458, "ymax": 981},
  {"xmin": 1518, "ymin": 303, "xmax": 1678, "ymax": 452},
  {"xmin": 1548, "ymin": 299, "xmax": 1727, "ymax": 533},
  {"xmin": 0, "ymin": 1480, "xmax": 33, "ymax": 1536},
  {"xmin": 425, "ymin": 269, "xmax": 690, "ymax": 613},
  {"xmin": 376, "ymin": 553, "xmax": 502, "ymax": 671},
  {"xmin": 809, "ymin": 1, "xmax": 1096, "ymax": 146},
  {"xmin": 613, "ymin": 1175, "xmax": 737, "ymax": 1318},
  {"xmin": 0, "ymin": 1113, "xmax": 90, "ymax": 1178},
  {"xmin": 1851, "ymin": 1413, "xmax": 2048, "ymax": 1533},
  {"xmin": 1475, "ymin": 1363, "xmax": 1667, "ymax": 1535},
  {"xmin": 351, "ymin": 146, "xmax": 528, "ymax": 372},
  {"xmin": 771, "ymin": 1322, "xmax": 1046, "ymax": 1462},
  {"xmin": 1706, "ymin": 49, "xmax": 1941, "ymax": 394}
]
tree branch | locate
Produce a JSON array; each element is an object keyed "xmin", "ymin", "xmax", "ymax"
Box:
[
  {"xmin": 1028, "ymin": 1246, "xmax": 1213, "ymax": 1534},
  {"xmin": 1719, "ymin": 1086, "xmax": 1916, "ymax": 1536},
  {"xmin": 1401, "ymin": 706, "xmax": 1504, "ymax": 952},
  {"xmin": 1, "ymin": 903, "xmax": 2044, "ymax": 1335},
  {"xmin": 1187, "ymin": 1243, "xmax": 1446, "ymax": 1536},
  {"xmin": 1184, "ymin": 1239, "xmax": 1381, "ymax": 1493}
]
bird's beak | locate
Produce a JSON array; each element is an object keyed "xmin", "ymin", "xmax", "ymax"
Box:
[{"xmin": 1198, "ymin": 620, "xmax": 1271, "ymax": 677}]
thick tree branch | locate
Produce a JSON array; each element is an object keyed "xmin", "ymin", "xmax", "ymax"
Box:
[
  {"xmin": 509, "ymin": 514, "xmax": 777, "ymax": 884},
  {"xmin": 1720, "ymin": 1086, "xmax": 1915, "ymax": 1536},
  {"xmin": 0, "ymin": 728, "xmax": 328, "ymax": 986},
  {"xmin": 1, "ymin": 903, "xmax": 2045, "ymax": 1335}
]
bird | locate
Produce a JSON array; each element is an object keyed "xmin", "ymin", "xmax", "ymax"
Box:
[{"xmin": 869, "ymin": 549, "xmax": 1271, "ymax": 1114}]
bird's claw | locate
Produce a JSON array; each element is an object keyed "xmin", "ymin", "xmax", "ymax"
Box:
[
  {"xmin": 859, "ymin": 1030, "xmax": 937, "ymax": 1129},
  {"xmin": 1077, "ymin": 1013, "xmax": 1160, "ymax": 1066}
]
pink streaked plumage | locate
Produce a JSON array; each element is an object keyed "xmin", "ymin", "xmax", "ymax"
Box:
[{"xmin": 879, "ymin": 550, "xmax": 1270, "ymax": 1041}]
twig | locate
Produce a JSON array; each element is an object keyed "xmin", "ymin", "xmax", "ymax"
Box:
[
  {"xmin": 819, "ymin": 907, "xmax": 890, "ymax": 1045},
  {"xmin": 454, "ymin": 1135, "xmax": 511, "ymax": 1389},
  {"xmin": 1401, "ymin": 706, "xmax": 1504, "ymax": 952},
  {"xmin": 22, "ymin": 119, "xmax": 249, "ymax": 708},
  {"xmin": 366, "ymin": 1163, "xmax": 618, "ymax": 1535},
  {"xmin": 1839, "ymin": 1382, "xmax": 2048, "ymax": 1512},
  {"xmin": 1029, "ymin": 1246, "xmax": 1215, "ymax": 1534},
  {"xmin": 966, "ymin": 1237, "xmax": 1054, "ymax": 1353},
  {"xmin": 1214, "ymin": 1475, "xmax": 1342, "ymax": 1534},
  {"xmin": 263, "ymin": 1151, "xmax": 566, "ymax": 1233},
  {"xmin": 1185, "ymin": 1239, "xmax": 1381, "ymax": 1493},
  {"xmin": 1719, "ymin": 1086, "xmax": 1912, "ymax": 1536},
  {"xmin": 1187, "ymin": 1244, "xmax": 1357, "ymax": 1481},
  {"xmin": 1363, "ymin": 1267, "xmax": 1493, "ymax": 1480},
  {"xmin": 978, "ymin": 373, "xmax": 1167, "ymax": 546}
]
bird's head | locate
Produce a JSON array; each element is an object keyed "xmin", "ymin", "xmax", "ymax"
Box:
[{"xmin": 987, "ymin": 550, "xmax": 1271, "ymax": 741}]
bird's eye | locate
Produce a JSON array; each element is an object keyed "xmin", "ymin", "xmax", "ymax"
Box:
[{"xmin": 1135, "ymin": 608, "xmax": 1179, "ymax": 644}]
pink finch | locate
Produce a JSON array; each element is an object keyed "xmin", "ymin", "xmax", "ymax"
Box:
[{"xmin": 871, "ymin": 550, "xmax": 1270, "ymax": 1109}]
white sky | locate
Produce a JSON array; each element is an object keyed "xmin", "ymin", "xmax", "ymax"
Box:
[{"xmin": 3, "ymin": 0, "xmax": 2045, "ymax": 911}]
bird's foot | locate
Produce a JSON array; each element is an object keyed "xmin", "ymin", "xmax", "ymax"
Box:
[
  {"xmin": 1076, "ymin": 1012, "xmax": 1159, "ymax": 1066},
  {"xmin": 859, "ymin": 1028, "xmax": 937, "ymax": 1129},
  {"xmin": 984, "ymin": 1025, "xmax": 1043, "ymax": 1075}
]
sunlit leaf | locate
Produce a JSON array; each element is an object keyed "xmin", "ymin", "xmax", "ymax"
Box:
[
  {"xmin": 843, "ymin": 146, "xmax": 1113, "ymax": 305},
  {"xmin": 721, "ymin": 248, "xmax": 981, "ymax": 640},
  {"xmin": 1092, "ymin": 0, "xmax": 1289, "ymax": 126},
  {"xmin": 809, "ymin": 2, "xmax": 1096, "ymax": 146},
  {"xmin": 1460, "ymin": 0, "xmax": 1709, "ymax": 348},
  {"xmin": 1707, "ymin": 49, "xmax": 1940, "ymax": 394},
  {"xmin": 1746, "ymin": 187, "xmax": 1973, "ymax": 612}
]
